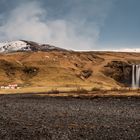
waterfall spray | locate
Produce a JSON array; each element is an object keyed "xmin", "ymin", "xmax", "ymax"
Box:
[{"xmin": 132, "ymin": 64, "xmax": 140, "ymax": 88}]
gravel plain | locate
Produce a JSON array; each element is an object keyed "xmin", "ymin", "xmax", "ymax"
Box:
[{"xmin": 0, "ymin": 94, "xmax": 140, "ymax": 140}]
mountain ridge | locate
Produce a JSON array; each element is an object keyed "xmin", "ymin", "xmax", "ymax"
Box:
[
  {"xmin": 0, "ymin": 50, "xmax": 139, "ymax": 89},
  {"xmin": 0, "ymin": 40, "xmax": 140, "ymax": 90},
  {"xmin": 0, "ymin": 40, "xmax": 67, "ymax": 53}
]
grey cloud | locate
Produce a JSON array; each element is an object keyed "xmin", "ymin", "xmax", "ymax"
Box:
[{"xmin": 0, "ymin": 0, "xmax": 114, "ymax": 50}]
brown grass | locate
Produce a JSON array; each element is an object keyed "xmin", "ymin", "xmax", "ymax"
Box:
[{"xmin": 0, "ymin": 51, "xmax": 140, "ymax": 93}]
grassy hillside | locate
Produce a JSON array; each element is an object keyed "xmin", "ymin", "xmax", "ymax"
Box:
[{"xmin": 0, "ymin": 51, "xmax": 139, "ymax": 90}]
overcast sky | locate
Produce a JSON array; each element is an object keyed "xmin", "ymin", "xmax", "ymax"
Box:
[{"xmin": 0, "ymin": 0, "xmax": 140, "ymax": 50}]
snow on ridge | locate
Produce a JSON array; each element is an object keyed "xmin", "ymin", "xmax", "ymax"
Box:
[
  {"xmin": 0, "ymin": 40, "xmax": 66, "ymax": 53},
  {"xmin": 1, "ymin": 40, "xmax": 139, "ymax": 53},
  {"xmin": 84, "ymin": 48, "xmax": 140, "ymax": 53},
  {"xmin": 110, "ymin": 48, "xmax": 140, "ymax": 52},
  {"xmin": 121, "ymin": 48, "xmax": 140, "ymax": 52},
  {"xmin": 0, "ymin": 40, "xmax": 30, "ymax": 53}
]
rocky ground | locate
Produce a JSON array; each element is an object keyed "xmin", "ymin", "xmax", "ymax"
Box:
[{"xmin": 0, "ymin": 94, "xmax": 139, "ymax": 140}]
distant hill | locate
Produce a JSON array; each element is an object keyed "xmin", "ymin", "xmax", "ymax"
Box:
[
  {"xmin": 0, "ymin": 40, "xmax": 67, "ymax": 53},
  {"xmin": 0, "ymin": 40, "xmax": 139, "ymax": 89}
]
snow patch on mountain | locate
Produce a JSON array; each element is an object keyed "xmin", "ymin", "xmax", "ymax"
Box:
[
  {"xmin": 116, "ymin": 48, "xmax": 140, "ymax": 52},
  {"xmin": 0, "ymin": 41, "xmax": 31, "ymax": 53},
  {"xmin": 101, "ymin": 48, "xmax": 140, "ymax": 53},
  {"xmin": 0, "ymin": 40, "xmax": 67, "ymax": 53}
]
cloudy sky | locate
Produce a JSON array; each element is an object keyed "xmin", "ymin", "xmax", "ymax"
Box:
[{"xmin": 0, "ymin": 0, "xmax": 140, "ymax": 50}]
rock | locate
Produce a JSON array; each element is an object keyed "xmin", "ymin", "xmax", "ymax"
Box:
[
  {"xmin": 22, "ymin": 66, "xmax": 39, "ymax": 77},
  {"xmin": 79, "ymin": 69, "xmax": 93, "ymax": 79},
  {"xmin": 103, "ymin": 61, "xmax": 132, "ymax": 86}
]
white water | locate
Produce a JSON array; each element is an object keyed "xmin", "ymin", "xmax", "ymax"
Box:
[{"xmin": 132, "ymin": 65, "xmax": 140, "ymax": 88}]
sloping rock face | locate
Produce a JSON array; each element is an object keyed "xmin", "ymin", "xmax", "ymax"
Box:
[
  {"xmin": 78, "ymin": 69, "xmax": 93, "ymax": 80},
  {"xmin": 103, "ymin": 61, "xmax": 132, "ymax": 86}
]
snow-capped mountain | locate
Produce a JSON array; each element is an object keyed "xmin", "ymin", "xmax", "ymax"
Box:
[
  {"xmin": 0, "ymin": 41, "xmax": 30, "ymax": 53},
  {"xmin": 0, "ymin": 40, "xmax": 66, "ymax": 53},
  {"xmin": 1, "ymin": 40, "xmax": 139, "ymax": 53}
]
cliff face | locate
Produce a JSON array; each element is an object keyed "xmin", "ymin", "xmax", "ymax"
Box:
[{"xmin": 102, "ymin": 61, "xmax": 132, "ymax": 86}]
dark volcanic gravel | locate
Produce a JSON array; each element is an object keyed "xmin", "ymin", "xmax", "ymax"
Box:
[{"xmin": 0, "ymin": 94, "xmax": 139, "ymax": 140}]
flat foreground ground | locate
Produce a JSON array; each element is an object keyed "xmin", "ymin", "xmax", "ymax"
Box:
[{"xmin": 0, "ymin": 94, "xmax": 140, "ymax": 140}]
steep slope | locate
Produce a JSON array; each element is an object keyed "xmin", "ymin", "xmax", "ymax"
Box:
[
  {"xmin": 0, "ymin": 51, "xmax": 103, "ymax": 88},
  {"xmin": 0, "ymin": 40, "xmax": 139, "ymax": 89},
  {"xmin": 0, "ymin": 50, "xmax": 139, "ymax": 89}
]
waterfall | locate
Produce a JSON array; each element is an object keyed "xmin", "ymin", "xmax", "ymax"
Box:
[
  {"xmin": 132, "ymin": 65, "xmax": 135, "ymax": 88},
  {"xmin": 132, "ymin": 64, "xmax": 140, "ymax": 88}
]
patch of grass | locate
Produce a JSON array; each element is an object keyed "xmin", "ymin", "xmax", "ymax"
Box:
[
  {"xmin": 91, "ymin": 87, "xmax": 101, "ymax": 91},
  {"xmin": 23, "ymin": 66, "xmax": 39, "ymax": 77},
  {"xmin": 47, "ymin": 89, "xmax": 60, "ymax": 94},
  {"xmin": 110, "ymin": 87, "xmax": 119, "ymax": 91},
  {"xmin": 72, "ymin": 87, "xmax": 89, "ymax": 94}
]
